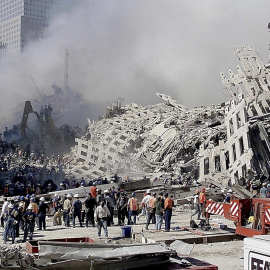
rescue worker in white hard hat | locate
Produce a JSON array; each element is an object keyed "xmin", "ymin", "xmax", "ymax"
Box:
[
  {"xmin": 22, "ymin": 204, "xmax": 37, "ymax": 242},
  {"xmin": 72, "ymin": 194, "xmax": 83, "ymax": 227},
  {"xmin": 63, "ymin": 194, "xmax": 73, "ymax": 227},
  {"xmin": 37, "ymin": 197, "xmax": 49, "ymax": 230},
  {"xmin": 3, "ymin": 203, "xmax": 24, "ymax": 244}
]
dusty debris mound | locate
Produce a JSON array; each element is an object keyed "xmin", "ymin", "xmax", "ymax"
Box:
[
  {"xmin": 0, "ymin": 245, "xmax": 35, "ymax": 269},
  {"xmin": 71, "ymin": 92, "xmax": 225, "ymax": 181},
  {"xmin": 72, "ymin": 45, "xmax": 270, "ymax": 189}
]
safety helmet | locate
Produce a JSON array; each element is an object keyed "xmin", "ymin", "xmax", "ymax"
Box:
[
  {"xmin": 30, "ymin": 198, "xmax": 35, "ymax": 202},
  {"xmin": 104, "ymin": 190, "xmax": 109, "ymax": 194},
  {"xmin": 74, "ymin": 194, "xmax": 79, "ymax": 198},
  {"xmin": 146, "ymin": 189, "xmax": 151, "ymax": 194},
  {"xmin": 40, "ymin": 197, "xmax": 45, "ymax": 202},
  {"xmin": 27, "ymin": 204, "xmax": 33, "ymax": 210},
  {"xmin": 20, "ymin": 196, "xmax": 24, "ymax": 201},
  {"xmin": 26, "ymin": 194, "xmax": 30, "ymax": 199},
  {"xmin": 132, "ymin": 192, "xmax": 136, "ymax": 197},
  {"xmin": 67, "ymin": 194, "xmax": 72, "ymax": 199}
]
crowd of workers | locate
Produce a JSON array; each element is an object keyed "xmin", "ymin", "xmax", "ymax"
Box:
[{"xmin": 0, "ymin": 185, "xmax": 174, "ymax": 244}]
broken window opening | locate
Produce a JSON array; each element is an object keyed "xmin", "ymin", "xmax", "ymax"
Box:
[
  {"xmin": 258, "ymin": 101, "xmax": 266, "ymax": 114},
  {"xmin": 80, "ymin": 151, "xmax": 87, "ymax": 157},
  {"xmin": 234, "ymin": 171, "xmax": 239, "ymax": 181},
  {"xmin": 232, "ymin": 143, "xmax": 237, "ymax": 162},
  {"xmin": 204, "ymin": 157, "xmax": 210, "ymax": 175},
  {"xmin": 255, "ymin": 78, "xmax": 263, "ymax": 90},
  {"xmin": 229, "ymin": 119, "xmax": 234, "ymax": 136},
  {"xmin": 239, "ymin": 137, "xmax": 244, "ymax": 155},
  {"xmin": 214, "ymin": 155, "xmax": 221, "ymax": 172},
  {"xmin": 250, "ymin": 87, "xmax": 256, "ymax": 96},
  {"xmin": 225, "ymin": 151, "xmax": 230, "ymax": 170},
  {"xmin": 236, "ymin": 112, "xmax": 241, "ymax": 129},
  {"xmin": 250, "ymin": 105, "xmax": 258, "ymax": 116},
  {"xmin": 242, "ymin": 164, "xmax": 247, "ymax": 179}
]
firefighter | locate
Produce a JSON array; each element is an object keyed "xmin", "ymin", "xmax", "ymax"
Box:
[
  {"xmin": 3, "ymin": 203, "xmax": 24, "ymax": 244},
  {"xmin": 22, "ymin": 204, "xmax": 37, "ymax": 242}
]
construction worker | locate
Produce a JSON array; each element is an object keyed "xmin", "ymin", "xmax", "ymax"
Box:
[
  {"xmin": 84, "ymin": 193, "xmax": 96, "ymax": 227},
  {"xmin": 260, "ymin": 183, "xmax": 268, "ymax": 198},
  {"xmin": 155, "ymin": 194, "xmax": 164, "ymax": 231},
  {"xmin": 22, "ymin": 204, "xmax": 37, "ymax": 242},
  {"xmin": 127, "ymin": 192, "xmax": 138, "ymax": 225},
  {"xmin": 199, "ymin": 188, "xmax": 206, "ymax": 217},
  {"xmin": 53, "ymin": 196, "xmax": 63, "ymax": 226},
  {"xmin": 145, "ymin": 192, "xmax": 157, "ymax": 230},
  {"xmin": 191, "ymin": 189, "xmax": 201, "ymax": 220},
  {"xmin": 63, "ymin": 194, "xmax": 73, "ymax": 227},
  {"xmin": 72, "ymin": 194, "xmax": 83, "ymax": 227},
  {"xmin": 225, "ymin": 189, "xmax": 235, "ymax": 203},
  {"xmin": 90, "ymin": 183, "xmax": 97, "ymax": 199},
  {"xmin": 95, "ymin": 201, "xmax": 111, "ymax": 239},
  {"xmin": 0, "ymin": 197, "xmax": 9, "ymax": 227},
  {"xmin": 104, "ymin": 190, "xmax": 115, "ymax": 226},
  {"xmin": 140, "ymin": 189, "xmax": 152, "ymax": 222},
  {"xmin": 116, "ymin": 192, "xmax": 128, "ymax": 226},
  {"xmin": 37, "ymin": 197, "xmax": 49, "ymax": 230},
  {"xmin": 164, "ymin": 193, "xmax": 174, "ymax": 232}
]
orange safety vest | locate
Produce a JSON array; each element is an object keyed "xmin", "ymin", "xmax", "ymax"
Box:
[
  {"xmin": 148, "ymin": 197, "xmax": 156, "ymax": 208},
  {"xmin": 199, "ymin": 192, "xmax": 206, "ymax": 204},
  {"xmin": 129, "ymin": 198, "xmax": 138, "ymax": 211}
]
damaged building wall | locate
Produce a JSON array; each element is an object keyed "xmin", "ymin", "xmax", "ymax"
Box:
[{"xmin": 199, "ymin": 46, "xmax": 270, "ymax": 186}]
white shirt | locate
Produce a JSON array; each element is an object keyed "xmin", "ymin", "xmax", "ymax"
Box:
[
  {"xmin": 193, "ymin": 195, "xmax": 199, "ymax": 205},
  {"xmin": 1, "ymin": 201, "xmax": 9, "ymax": 217},
  {"xmin": 141, "ymin": 194, "xmax": 151, "ymax": 205}
]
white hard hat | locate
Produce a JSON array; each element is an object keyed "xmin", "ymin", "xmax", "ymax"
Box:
[
  {"xmin": 67, "ymin": 194, "xmax": 72, "ymax": 198},
  {"xmin": 104, "ymin": 190, "xmax": 109, "ymax": 194},
  {"xmin": 19, "ymin": 203, "xmax": 24, "ymax": 208},
  {"xmin": 146, "ymin": 189, "xmax": 151, "ymax": 194},
  {"xmin": 40, "ymin": 197, "xmax": 45, "ymax": 202},
  {"xmin": 74, "ymin": 194, "xmax": 79, "ymax": 198},
  {"xmin": 27, "ymin": 204, "xmax": 33, "ymax": 210},
  {"xmin": 228, "ymin": 189, "xmax": 233, "ymax": 193}
]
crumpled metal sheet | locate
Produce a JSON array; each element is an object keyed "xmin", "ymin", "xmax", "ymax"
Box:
[{"xmin": 38, "ymin": 242, "xmax": 173, "ymax": 260}]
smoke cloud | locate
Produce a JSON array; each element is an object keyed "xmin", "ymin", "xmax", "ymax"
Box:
[{"xmin": 1, "ymin": 0, "xmax": 270, "ymax": 126}]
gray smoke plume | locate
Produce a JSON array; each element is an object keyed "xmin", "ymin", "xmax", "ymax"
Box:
[{"xmin": 0, "ymin": 0, "xmax": 270, "ymax": 128}]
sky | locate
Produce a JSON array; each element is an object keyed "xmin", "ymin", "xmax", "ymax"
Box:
[{"xmin": 1, "ymin": 0, "xmax": 270, "ymax": 120}]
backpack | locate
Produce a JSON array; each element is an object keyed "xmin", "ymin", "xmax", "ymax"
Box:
[{"xmin": 190, "ymin": 219, "xmax": 198, "ymax": 228}]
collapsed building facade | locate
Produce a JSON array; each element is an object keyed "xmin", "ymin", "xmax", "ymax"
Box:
[{"xmin": 72, "ymin": 46, "xmax": 270, "ymax": 188}]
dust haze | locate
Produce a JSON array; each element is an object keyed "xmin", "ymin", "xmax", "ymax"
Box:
[{"xmin": 1, "ymin": 0, "xmax": 270, "ymax": 126}]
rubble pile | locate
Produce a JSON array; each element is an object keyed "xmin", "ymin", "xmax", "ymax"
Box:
[
  {"xmin": 71, "ymin": 93, "xmax": 225, "ymax": 182},
  {"xmin": 0, "ymin": 245, "xmax": 35, "ymax": 269},
  {"xmin": 71, "ymin": 46, "xmax": 270, "ymax": 189}
]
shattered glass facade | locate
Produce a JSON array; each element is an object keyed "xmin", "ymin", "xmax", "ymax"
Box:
[{"xmin": 0, "ymin": 0, "xmax": 70, "ymax": 64}]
